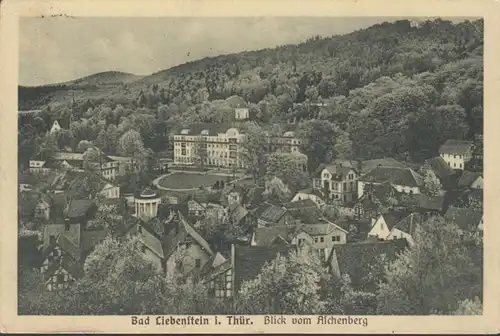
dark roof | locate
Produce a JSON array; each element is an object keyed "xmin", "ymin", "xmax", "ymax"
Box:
[
  {"xmin": 406, "ymin": 194, "xmax": 445, "ymax": 212},
  {"xmin": 81, "ymin": 229, "xmax": 107, "ymax": 257},
  {"xmin": 67, "ymin": 199, "xmax": 95, "ymax": 218},
  {"xmin": 233, "ymin": 245, "xmax": 296, "ymax": 292},
  {"xmin": 136, "ymin": 188, "xmax": 159, "ymax": 200},
  {"xmin": 393, "ymin": 213, "xmax": 424, "ymax": 235},
  {"xmin": 444, "ymin": 207, "xmax": 483, "ymax": 231},
  {"xmin": 330, "ymin": 240, "xmax": 408, "ymax": 288},
  {"xmin": 424, "ymin": 157, "xmax": 456, "ymax": 179},
  {"xmin": 18, "ymin": 172, "xmax": 39, "ymax": 185},
  {"xmin": 252, "ymin": 226, "xmax": 293, "ymax": 246},
  {"xmin": 228, "ymin": 203, "xmax": 248, "ymax": 224},
  {"xmin": 258, "ymin": 205, "xmax": 288, "ymax": 223},
  {"xmin": 322, "ymin": 164, "xmax": 355, "ymax": 181},
  {"xmin": 457, "ymin": 171, "xmax": 482, "ymax": 189},
  {"xmin": 251, "ymin": 202, "xmax": 273, "ymax": 218},
  {"xmin": 283, "ymin": 199, "xmax": 317, "ymax": 210},
  {"xmin": 163, "ymin": 211, "xmax": 213, "ymax": 259},
  {"xmin": 359, "ymin": 167, "xmax": 423, "ymax": 187},
  {"xmin": 439, "ymin": 140, "xmax": 474, "ymax": 155},
  {"xmin": 176, "ymin": 122, "xmax": 234, "ymax": 136},
  {"xmin": 128, "ymin": 223, "xmax": 165, "ymax": 259},
  {"xmin": 57, "ymin": 234, "xmax": 82, "ymax": 261},
  {"xmin": 380, "ymin": 211, "xmax": 411, "ymax": 231},
  {"xmin": 287, "ymin": 207, "xmax": 324, "ymax": 224},
  {"xmin": 242, "ymin": 186, "xmax": 265, "ymax": 208},
  {"xmin": 357, "ymin": 182, "xmax": 395, "ymax": 210}
]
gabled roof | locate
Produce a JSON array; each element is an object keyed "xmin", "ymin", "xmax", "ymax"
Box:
[
  {"xmin": 80, "ymin": 229, "xmax": 108, "ymax": 257},
  {"xmin": 358, "ymin": 167, "xmax": 423, "ymax": 187},
  {"xmin": 228, "ymin": 203, "xmax": 248, "ymax": 224},
  {"xmin": 43, "ymin": 223, "xmax": 81, "ymax": 249},
  {"xmin": 439, "ymin": 139, "xmax": 474, "ymax": 155},
  {"xmin": 393, "ymin": 213, "xmax": 423, "ymax": 235},
  {"xmin": 444, "ymin": 207, "xmax": 483, "ymax": 231},
  {"xmin": 294, "ymin": 188, "xmax": 325, "ymax": 199},
  {"xmin": 378, "ymin": 211, "xmax": 411, "ymax": 231},
  {"xmin": 129, "ymin": 223, "xmax": 165, "ymax": 259},
  {"xmin": 67, "ymin": 199, "xmax": 95, "ymax": 219},
  {"xmin": 424, "ymin": 157, "xmax": 456, "ymax": 179},
  {"xmin": 233, "ymin": 245, "xmax": 296, "ymax": 292},
  {"xmin": 298, "ymin": 222, "xmax": 347, "ymax": 236},
  {"xmin": 457, "ymin": 171, "xmax": 482, "ymax": 189},
  {"xmin": 163, "ymin": 212, "xmax": 214, "ymax": 259},
  {"xmin": 405, "ymin": 194, "xmax": 445, "ymax": 212},
  {"xmin": 57, "ymin": 234, "xmax": 82, "ymax": 262},
  {"xmin": 242, "ymin": 186, "xmax": 265, "ymax": 208},
  {"xmin": 328, "ymin": 240, "xmax": 408, "ymax": 288},
  {"xmin": 258, "ymin": 205, "xmax": 288, "ymax": 223},
  {"xmin": 323, "ymin": 165, "xmax": 355, "ymax": 181},
  {"xmin": 287, "ymin": 207, "xmax": 324, "ymax": 225},
  {"xmin": 283, "ymin": 199, "xmax": 317, "ymax": 210},
  {"xmin": 252, "ymin": 226, "xmax": 294, "ymax": 246}
]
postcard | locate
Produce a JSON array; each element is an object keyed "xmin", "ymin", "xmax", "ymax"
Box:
[{"xmin": 1, "ymin": 0, "xmax": 499, "ymax": 333}]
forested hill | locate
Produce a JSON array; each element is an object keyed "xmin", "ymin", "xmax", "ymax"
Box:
[{"xmin": 19, "ymin": 18, "xmax": 483, "ymax": 165}]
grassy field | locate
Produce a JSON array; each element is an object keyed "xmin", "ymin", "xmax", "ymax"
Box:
[{"xmin": 157, "ymin": 172, "xmax": 230, "ymax": 189}]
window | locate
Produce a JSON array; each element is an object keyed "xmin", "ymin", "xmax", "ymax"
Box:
[
  {"xmin": 195, "ymin": 259, "xmax": 201, "ymax": 268},
  {"xmin": 314, "ymin": 237, "xmax": 319, "ymax": 243},
  {"xmin": 459, "ymin": 163, "xmax": 463, "ymax": 168},
  {"xmin": 409, "ymin": 190, "xmax": 413, "ymax": 194},
  {"xmin": 320, "ymin": 237, "xmax": 324, "ymax": 243},
  {"xmin": 453, "ymin": 163, "xmax": 456, "ymax": 168}
]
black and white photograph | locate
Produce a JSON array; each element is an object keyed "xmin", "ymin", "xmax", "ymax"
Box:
[{"xmin": 15, "ymin": 14, "xmax": 485, "ymax": 319}]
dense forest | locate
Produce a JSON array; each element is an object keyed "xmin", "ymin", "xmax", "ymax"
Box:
[{"xmin": 19, "ymin": 18, "xmax": 483, "ymax": 170}]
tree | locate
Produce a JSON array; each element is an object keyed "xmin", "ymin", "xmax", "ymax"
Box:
[
  {"xmin": 334, "ymin": 131, "xmax": 354, "ymax": 160},
  {"xmin": 421, "ymin": 168, "xmax": 444, "ymax": 196},
  {"xmin": 77, "ymin": 140, "xmax": 93, "ymax": 153},
  {"xmin": 118, "ymin": 129, "xmax": 145, "ymax": 170},
  {"xmin": 237, "ymin": 249, "xmax": 324, "ymax": 314},
  {"xmin": 265, "ymin": 152, "xmax": 309, "ymax": 190},
  {"xmin": 377, "ymin": 216, "xmax": 480, "ymax": 315},
  {"xmin": 297, "ymin": 120, "xmax": 339, "ymax": 172},
  {"xmin": 240, "ymin": 122, "xmax": 269, "ymax": 184},
  {"xmin": 452, "ymin": 297, "xmax": 483, "ymax": 315}
]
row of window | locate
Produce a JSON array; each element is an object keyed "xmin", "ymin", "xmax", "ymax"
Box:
[{"xmin": 312, "ymin": 235, "xmax": 342, "ymax": 243}]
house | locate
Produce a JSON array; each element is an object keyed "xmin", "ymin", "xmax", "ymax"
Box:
[
  {"xmin": 421, "ymin": 157, "xmax": 458, "ymax": 190},
  {"xmin": 352, "ymin": 182, "xmax": 395, "ymax": 220},
  {"xmin": 40, "ymin": 222, "xmax": 107, "ymax": 291},
  {"xmin": 290, "ymin": 188, "xmax": 326, "ymax": 208},
  {"xmin": 251, "ymin": 203, "xmax": 294, "ymax": 228},
  {"xmin": 357, "ymin": 167, "xmax": 423, "ymax": 199},
  {"xmin": 47, "ymin": 170, "xmax": 120, "ymax": 199},
  {"xmin": 187, "ymin": 199, "xmax": 206, "ymax": 218},
  {"xmin": 457, "ymin": 171, "xmax": 483, "ymax": 190},
  {"xmin": 294, "ymin": 222, "xmax": 348, "ymax": 260},
  {"xmin": 312, "ymin": 163, "xmax": 357, "ymax": 204},
  {"xmin": 250, "ymin": 226, "xmax": 297, "ymax": 247},
  {"xmin": 28, "ymin": 157, "xmax": 62, "ymax": 173},
  {"xmin": 367, "ymin": 211, "xmax": 411, "ymax": 241},
  {"xmin": 50, "ymin": 120, "xmax": 64, "ymax": 133},
  {"xmin": 126, "ymin": 220, "xmax": 165, "ymax": 272},
  {"xmin": 235, "ymin": 107, "xmax": 249, "ymax": 120},
  {"xmin": 439, "ymin": 139, "xmax": 475, "ymax": 170},
  {"xmin": 401, "ymin": 194, "xmax": 445, "ymax": 216},
  {"xmin": 283, "ymin": 199, "xmax": 318, "ymax": 211},
  {"xmin": 227, "ymin": 202, "xmax": 250, "ymax": 227},
  {"xmin": 18, "ymin": 172, "xmax": 39, "ymax": 191},
  {"xmin": 327, "ymin": 240, "xmax": 408, "ymax": 290},
  {"xmin": 231, "ymin": 245, "xmax": 296, "ymax": 298},
  {"xmin": 163, "ymin": 211, "xmax": 214, "ymax": 278},
  {"xmin": 444, "ymin": 206, "xmax": 483, "ymax": 233},
  {"xmin": 387, "ymin": 213, "xmax": 423, "ymax": 246},
  {"xmin": 241, "ymin": 186, "xmax": 266, "ymax": 210}
]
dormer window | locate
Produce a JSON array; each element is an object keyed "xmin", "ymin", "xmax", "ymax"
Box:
[
  {"xmin": 180, "ymin": 129, "xmax": 189, "ymax": 135},
  {"xmin": 201, "ymin": 130, "xmax": 209, "ymax": 135}
]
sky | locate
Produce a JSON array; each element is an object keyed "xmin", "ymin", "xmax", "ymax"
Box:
[{"xmin": 19, "ymin": 17, "xmax": 475, "ymax": 86}]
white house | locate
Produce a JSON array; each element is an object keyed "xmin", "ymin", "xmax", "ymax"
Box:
[
  {"xmin": 367, "ymin": 211, "xmax": 411, "ymax": 241},
  {"xmin": 386, "ymin": 213, "xmax": 421, "ymax": 246},
  {"xmin": 290, "ymin": 188, "xmax": 326, "ymax": 208},
  {"xmin": 50, "ymin": 120, "xmax": 62, "ymax": 133},
  {"xmin": 439, "ymin": 139, "xmax": 475, "ymax": 170}
]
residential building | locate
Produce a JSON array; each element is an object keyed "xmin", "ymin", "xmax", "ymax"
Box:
[
  {"xmin": 50, "ymin": 120, "xmax": 64, "ymax": 133},
  {"xmin": 293, "ymin": 222, "xmax": 348, "ymax": 260},
  {"xmin": 290, "ymin": 188, "xmax": 326, "ymax": 209},
  {"xmin": 173, "ymin": 123, "xmax": 246, "ymax": 168},
  {"xmin": 357, "ymin": 167, "xmax": 424, "ymax": 199},
  {"xmin": 352, "ymin": 182, "xmax": 395, "ymax": 219},
  {"xmin": 234, "ymin": 107, "xmax": 249, "ymax": 120},
  {"xmin": 126, "ymin": 221, "xmax": 165, "ymax": 272},
  {"xmin": 439, "ymin": 139, "xmax": 475, "ymax": 170},
  {"xmin": 444, "ymin": 206, "xmax": 484, "ymax": 233},
  {"xmin": 401, "ymin": 194, "xmax": 446, "ymax": 216},
  {"xmin": 386, "ymin": 213, "xmax": 423, "ymax": 246},
  {"xmin": 367, "ymin": 211, "xmax": 411, "ymax": 241},
  {"xmin": 283, "ymin": 199, "xmax": 318, "ymax": 211},
  {"xmin": 312, "ymin": 162, "xmax": 358, "ymax": 204},
  {"xmin": 163, "ymin": 211, "xmax": 214, "ymax": 278},
  {"xmin": 327, "ymin": 240, "xmax": 408, "ymax": 290},
  {"xmin": 268, "ymin": 124, "xmax": 304, "ymax": 154},
  {"xmin": 457, "ymin": 171, "xmax": 483, "ymax": 190},
  {"xmin": 250, "ymin": 203, "xmax": 295, "ymax": 228},
  {"xmin": 134, "ymin": 188, "xmax": 161, "ymax": 221},
  {"xmin": 40, "ymin": 223, "xmax": 106, "ymax": 291}
]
